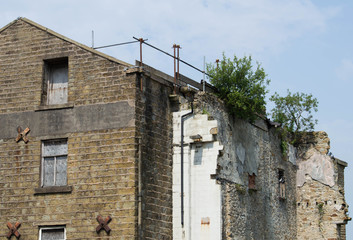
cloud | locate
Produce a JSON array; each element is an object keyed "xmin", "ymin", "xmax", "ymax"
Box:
[{"xmin": 0, "ymin": 0, "xmax": 340, "ymax": 78}]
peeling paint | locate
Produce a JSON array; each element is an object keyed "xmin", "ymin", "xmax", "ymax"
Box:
[
  {"xmin": 297, "ymin": 151, "xmax": 335, "ymax": 187},
  {"xmin": 236, "ymin": 143, "xmax": 245, "ymax": 164},
  {"xmin": 288, "ymin": 144, "xmax": 296, "ymax": 166}
]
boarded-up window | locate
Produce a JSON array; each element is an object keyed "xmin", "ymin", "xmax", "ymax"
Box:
[
  {"xmin": 39, "ymin": 226, "xmax": 65, "ymax": 240},
  {"xmin": 44, "ymin": 58, "xmax": 68, "ymax": 105},
  {"xmin": 42, "ymin": 140, "xmax": 68, "ymax": 187}
]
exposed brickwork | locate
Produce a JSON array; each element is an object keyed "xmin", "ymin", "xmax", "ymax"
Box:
[
  {"xmin": 337, "ymin": 162, "xmax": 345, "ymax": 191},
  {"xmin": 297, "ymin": 176, "xmax": 347, "ymax": 240},
  {"xmin": 135, "ymin": 74, "xmax": 174, "ymax": 239},
  {"xmin": 296, "ymin": 132, "xmax": 349, "ymax": 240},
  {"xmin": 296, "ymin": 131, "xmax": 330, "ymax": 156},
  {"xmin": 193, "ymin": 93, "xmax": 297, "ymax": 239}
]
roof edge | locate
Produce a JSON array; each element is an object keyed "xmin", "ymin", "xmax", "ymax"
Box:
[
  {"xmin": 0, "ymin": 17, "xmax": 21, "ymax": 34},
  {"xmin": 1, "ymin": 17, "xmax": 132, "ymax": 67}
]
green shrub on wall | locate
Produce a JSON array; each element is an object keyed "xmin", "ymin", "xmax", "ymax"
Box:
[{"xmin": 207, "ymin": 54, "xmax": 270, "ymax": 122}]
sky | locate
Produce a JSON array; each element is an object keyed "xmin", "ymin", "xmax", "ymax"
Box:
[{"xmin": 1, "ymin": 0, "xmax": 352, "ymax": 237}]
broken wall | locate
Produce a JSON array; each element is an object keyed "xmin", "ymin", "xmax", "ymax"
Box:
[
  {"xmin": 172, "ymin": 110, "xmax": 223, "ymax": 240},
  {"xmin": 296, "ymin": 132, "xmax": 349, "ymax": 240},
  {"xmin": 173, "ymin": 92, "xmax": 298, "ymax": 240}
]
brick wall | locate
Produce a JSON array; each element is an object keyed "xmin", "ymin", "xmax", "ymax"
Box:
[
  {"xmin": 0, "ymin": 18, "xmax": 139, "ymax": 239},
  {"xmin": 0, "ymin": 129, "xmax": 137, "ymax": 239},
  {"xmin": 0, "ymin": 19, "xmax": 133, "ymax": 114},
  {"xmin": 135, "ymin": 73, "xmax": 174, "ymax": 239}
]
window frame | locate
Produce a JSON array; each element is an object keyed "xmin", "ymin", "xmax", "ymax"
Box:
[
  {"xmin": 39, "ymin": 226, "xmax": 66, "ymax": 240},
  {"xmin": 42, "ymin": 57, "xmax": 69, "ymax": 105},
  {"xmin": 41, "ymin": 139, "xmax": 68, "ymax": 187}
]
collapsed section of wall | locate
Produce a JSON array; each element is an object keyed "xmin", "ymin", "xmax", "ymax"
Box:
[
  {"xmin": 296, "ymin": 132, "xmax": 350, "ymax": 240},
  {"xmin": 173, "ymin": 92, "xmax": 298, "ymax": 240}
]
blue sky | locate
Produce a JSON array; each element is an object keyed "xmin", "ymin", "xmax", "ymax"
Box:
[{"xmin": 1, "ymin": 0, "xmax": 352, "ymax": 237}]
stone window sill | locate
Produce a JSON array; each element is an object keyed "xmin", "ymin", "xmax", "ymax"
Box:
[
  {"xmin": 35, "ymin": 103, "xmax": 74, "ymax": 112},
  {"xmin": 34, "ymin": 186, "xmax": 72, "ymax": 195}
]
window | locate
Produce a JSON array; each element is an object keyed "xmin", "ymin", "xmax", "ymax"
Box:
[
  {"xmin": 42, "ymin": 140, "xmax": 68, "ymax": 187},
  {"xmin": 43, "ymin": 58, "xmax": 68, "ymax": 105},
  {"xmin": 39, "ymin": 226, "xmax": 65, "ymax": 240}
]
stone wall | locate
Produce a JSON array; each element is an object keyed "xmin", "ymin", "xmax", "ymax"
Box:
[
  {"xmin": 135, "ymin": 72, "xmax": 174, "ymax": 239},
  {"xmin": 296, "ymin": 132, "xmax": 349, "ymax": 240},
  {"xmin": 0, "ymin": 17, "xmax": 349, "ymax": 240},
  {"xmin": 172, "ymin": 92, "xmax": 298, "ymax": 240},
  {"xmin": 0, "ymin": 18, "xmax": 139, "ymax": 239},
  {"xmin": 0, "ymin": 18, "xmax": 133, "ymax": 114},
  {"xmin": 0, "ymin": 129, "xmax": 137, "ymax": 239}
]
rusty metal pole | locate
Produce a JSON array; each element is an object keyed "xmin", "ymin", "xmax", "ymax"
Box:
[
  {"xmin": 203, "ymin": 56, "xmax": 206, "ymax": 92},
  {"xmin": 173, "ymin": 44, "xmax": 177, "ymax": 94},
  {"xmin": 176, "ymin": 45, "xmax": 180, "ymax": 92},
  {"xmin": 139, "ymin": 38, "xmax": 144, "ymax": 91},
  {"xmin": 139, "ymin": 38, "xmax": 144, "ymax": 66}
]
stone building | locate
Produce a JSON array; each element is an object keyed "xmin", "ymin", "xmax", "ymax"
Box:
[
  {"xmin": 172, "ymin": 93, "xmax": 349, "ymax": 240},
  {"xmin": 0, "ymin": 17, "xmax": 173, "ymax": 239},
  {"xmin": 296, "ymin": 132, "xmax": 350, "ymax": 240},
  {"xmin": 0, "ymin": 18, "xmax": 349, "ymax": 239}
]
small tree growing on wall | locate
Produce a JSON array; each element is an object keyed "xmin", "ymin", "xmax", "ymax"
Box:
[
  {"xmin": 270, "ymin": 90, "xmax": 319, "ymax": 155},
  {"xmin": 207, "ymin": 53, "xmax": 270, "ymax": 122},
  {"xmin": 270, "ymin": 90, "xmax": 318, "ymax": 133}
]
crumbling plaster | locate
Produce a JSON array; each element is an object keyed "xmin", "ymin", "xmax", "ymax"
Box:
[
  {"xmin": 296, "ymin": 131, "xmax": 349, "ymax": 239},
  {"xmin": 185, "ymin": 92, "xmax": 297, "ymax": 239},
  {"xmin": 172, "ymin": 92, "xmax": 348, "ymax": 240},
  {"xmin": 172, "ymin": 109, "xmax": 223, "ymax": 240},
  {"xmin": 297, "ymin": 150, "xmax": 335, "ymax": 187}
]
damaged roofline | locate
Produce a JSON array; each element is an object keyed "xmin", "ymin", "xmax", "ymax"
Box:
[{"xmin": 335, "ymin": 158, "xmax": 348, "ymax": 167}]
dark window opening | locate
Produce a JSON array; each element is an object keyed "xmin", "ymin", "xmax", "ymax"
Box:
[
  {"xmin": 278, "ymin": 169, "xmax": 285, "ymax": 199},
  {"xmin": 248, "ymin": 173, "xmax": 256, "ymax": 190}
]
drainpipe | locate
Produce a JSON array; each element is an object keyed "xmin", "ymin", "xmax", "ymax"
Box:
[
  {"xmin": 138, "ymin": 137, "xmax": 142, "ymax": 239},
  {"xmin": 181, "ymin": 103, "xmax": 194, "ymax": 226}
]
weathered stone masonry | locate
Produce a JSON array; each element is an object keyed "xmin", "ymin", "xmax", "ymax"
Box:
[
  {"xmin": 172, "ymin": 92, "xmax": 349, "ymax": 240},
  {"xmin": 0, "ymin": 18, "xmax": 174, "ymax": 239},
  {"xmin": 0, "ymin": 18, "xmax": 349, "ymax": 240},
  {"xmin": 172, "ymin": 93, "xmax": 297, "ymax": 240},
  {"xmin": 296, "ymin": 132, "xmax": 350, "ymax": 240}
]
